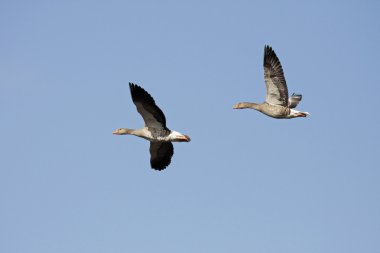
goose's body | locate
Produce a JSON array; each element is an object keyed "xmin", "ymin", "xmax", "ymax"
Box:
[
  {"xmin": 233, "ymin": 45, "xmax": 309, "ymax": 119},
  {"xmin": 113, "ymin": 83, "xmax": 190, "ymax": 171}
]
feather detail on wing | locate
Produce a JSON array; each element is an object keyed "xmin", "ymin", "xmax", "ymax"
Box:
[
  {"xmin": 288, "ymin": 93, "xmax": 302, "ymax": 109},
  {"xmin": 263, "ymin": 45, "xmax": 289, "ymax": 106},
  {"xmin": 149, "ymin": 142, "xmax": 174, "ymax": 171},
  {"xmin": 129, "ymin": 83, "xmax": 167, "ymax": 129}
]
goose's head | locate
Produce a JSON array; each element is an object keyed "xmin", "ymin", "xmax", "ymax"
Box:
[
  {"xmin": 112, "ymin": 128, "xmax": 132, "ymax": 135},
  {"xmin": 169, "ymin": 131, "xmax": 191, "ymax": 142}
]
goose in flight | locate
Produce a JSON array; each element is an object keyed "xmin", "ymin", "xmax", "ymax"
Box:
[
  {"xmin": 113, "ymin": 83, "xmax": 190, "ymax": 171},
  {"xmin": 233, "ymin": 45, "xmax": 309, "ymax": 118}
]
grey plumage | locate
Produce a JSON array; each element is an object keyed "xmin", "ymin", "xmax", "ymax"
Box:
[
  {"xmin": 129, "ymin": 83, "xmax": 168, "ymax": 129},
  {"xmin": 264, "ymin": 45, "xmax": 289, "ymax": 106},
  {"xmin": 288, "ymin": 93, "xmax": 302, "ymax": 109},
  {"xmin": 147, "ymin": 127, "xmax": 171, "ymax": 139},
  {"xmin": 233, "ymin": 45, "xmax": 309, "ymax": 119},
  {"xmin": 129, "ymin": 83, "xmax": 172, "ymax": 170},
  {"xmin": 113, "ymin": 83, "xmax": 190, "ymax": 171}
]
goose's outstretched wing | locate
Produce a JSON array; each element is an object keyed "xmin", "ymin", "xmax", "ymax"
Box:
[
  {"xmin": 263, "ymin": 45, "xmax": 289, "ymax": 106},
  {"xmin": 149, "ymin": 142, "xmax": 174, "ymax": 171},
  {"xmin": 129, "ymin": 83, "xmax": 167, "ymax": 129}
]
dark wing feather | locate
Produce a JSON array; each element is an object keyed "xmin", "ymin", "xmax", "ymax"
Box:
[
  {"xmin": 129, "ymin": 83, "xmax": 167, "ymax": 129},
  {"xmin": 288, "ymin": 93, "xmax": 302, "ymax": 108},
  {"xmin": 149, "ymin": 142, "xmax": 174, "ymax": 171},
  {"xmin": 263, "ymin": 45, "xmax": 289, "ymax": 106}
]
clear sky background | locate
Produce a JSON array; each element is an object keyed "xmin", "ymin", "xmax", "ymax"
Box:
[{"xmin": 1, "ymin": 1, "xmax": 380, "ymax": 252}]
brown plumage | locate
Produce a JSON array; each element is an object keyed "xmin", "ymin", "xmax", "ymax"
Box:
[{"xmin": 233, "ymin": 45, "xmax": 309, "ymax": 119}]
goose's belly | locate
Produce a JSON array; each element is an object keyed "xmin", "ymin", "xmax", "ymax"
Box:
[
  {"xmin": 261, "ymin": 104, "xmax": 290, "ymax": 119},
  {"xmin": 144, "ymin": 127, "xmax": 171, "ymax": 141}
]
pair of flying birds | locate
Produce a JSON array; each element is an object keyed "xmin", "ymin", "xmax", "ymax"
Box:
[{"xmin": 113, "ymin": 45, "xmax": 310, "ymax": 170}]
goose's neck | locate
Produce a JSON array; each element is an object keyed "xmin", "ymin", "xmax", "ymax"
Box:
[
  {"xmin": 123, "ymin": 128, "xmax": 135, "ymax": 134},
  {"xmin": 233, "ymin": 102, "xmax": 261, "ymax": 111},
  {"xmin": 129, "ymin": 128, "xmax": 149, "ymax": 137},
  {"xmin": 113, "ymin": 128, "xmax": 142, "ymax": 136}
]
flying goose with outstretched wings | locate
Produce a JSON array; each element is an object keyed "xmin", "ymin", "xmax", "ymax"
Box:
[
  {"xmin": 113, "ymin": 83, "xmax": 190, "ymax": 171},
  {"xmin": 233, "ymin": 45, "xmax": 309, "ymax": 119}
]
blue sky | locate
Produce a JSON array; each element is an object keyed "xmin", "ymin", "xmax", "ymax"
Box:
[{"xmin": 1, "ymin": 1, "xmax": 380, "ymax": 252}]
